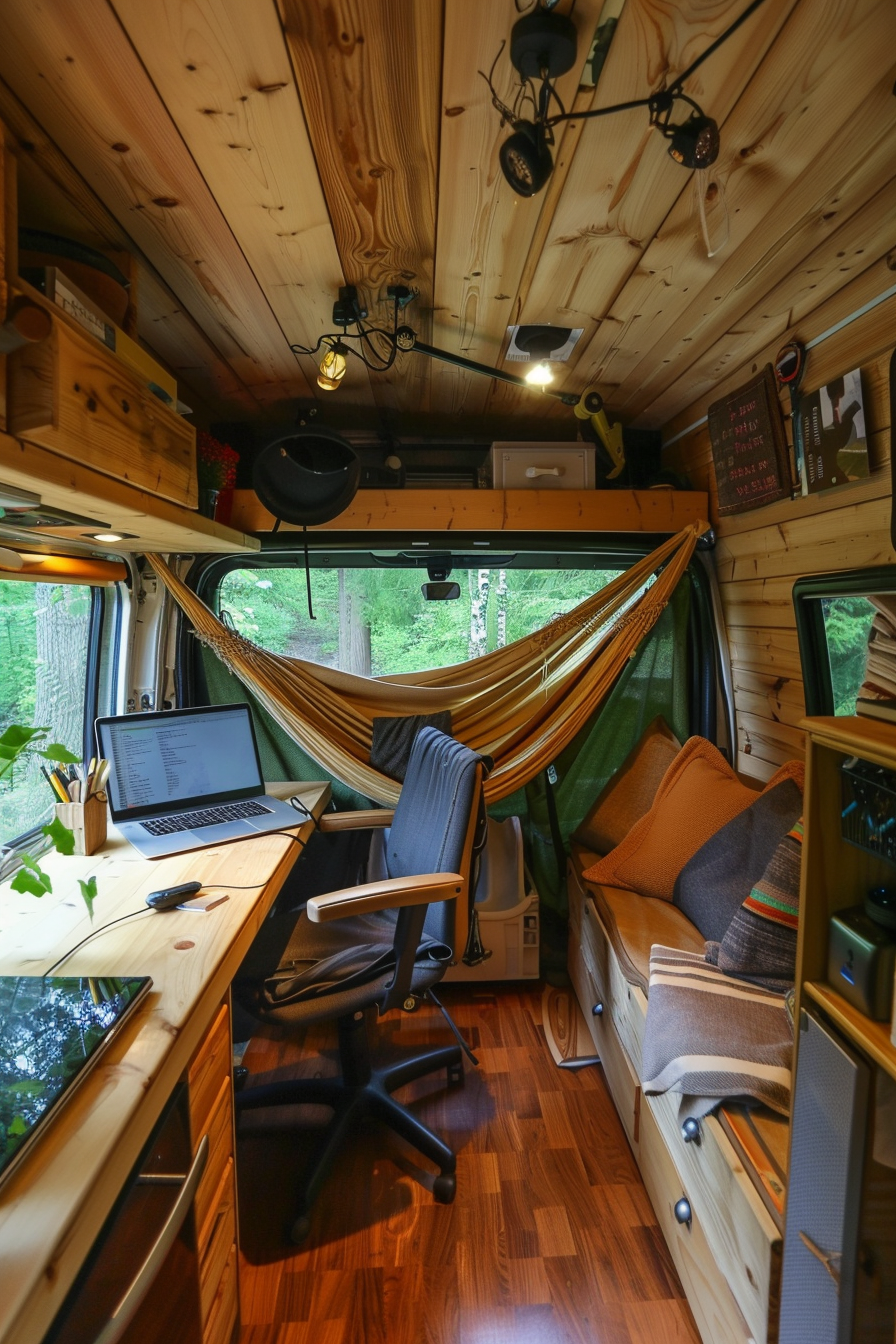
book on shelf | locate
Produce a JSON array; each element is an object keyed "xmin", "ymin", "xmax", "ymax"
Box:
[{"xmin": 856, "ymin": 697, "xmax": 896, "ymax": 723}]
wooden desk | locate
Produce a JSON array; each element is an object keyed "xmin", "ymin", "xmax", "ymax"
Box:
[{"xmin": 0, "ymin": 781, "xmax": 330, "ymax": 1344}]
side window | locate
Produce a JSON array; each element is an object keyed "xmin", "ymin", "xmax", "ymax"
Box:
[
  {"xmin": 0, "ymin": 581, "xmax": 101, "ymax": 843},
  {"xmin": 794, "ymin": 571, "xmax": 896, "ymax": 715}
]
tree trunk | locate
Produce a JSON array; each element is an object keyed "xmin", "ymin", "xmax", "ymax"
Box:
[
  {"xmin": 468, "ymin": 569, "xmax": 490, "ymax": 660},
  {"xmin": 338, "ymin": 571, "xmax": 372, "ymax": 676},
  {"xmin": 496, "ymin": 569, "xmax": 508, "ymax": 647}
]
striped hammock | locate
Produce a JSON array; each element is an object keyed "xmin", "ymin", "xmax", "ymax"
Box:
[{"xmin": 149, "ymin": 522, "xmax": 701, "ymax": 805}]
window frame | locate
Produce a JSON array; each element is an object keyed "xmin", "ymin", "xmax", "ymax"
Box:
[
  {"xmin": 0, "ymin": 573, "xmax": 127, "ymax": 858},
  {"xmin": 179, "ymin": 530, "xmax": 724, "ymax": 743},
  {"xmin": 793, "ymin": 566, "xmax": 896, "ymax": 715}
]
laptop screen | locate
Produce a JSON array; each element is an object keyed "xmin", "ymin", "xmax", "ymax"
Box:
[{"xmin": 97, "ymin": 703, "xmax": 266, "ymax": 821}]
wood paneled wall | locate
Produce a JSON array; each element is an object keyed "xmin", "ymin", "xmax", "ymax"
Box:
[{"xmin": 662, "ymin": 281, "xmax": 895, "ymax": 784}]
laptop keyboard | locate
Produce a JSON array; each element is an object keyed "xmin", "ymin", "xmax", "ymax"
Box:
[{"xmin": 140, "ymin": 799, "xmax": 274, "ymax": 836}]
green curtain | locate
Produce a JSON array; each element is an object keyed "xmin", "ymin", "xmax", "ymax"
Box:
[{"xmin": 488, "ymin": 579, "xmax": 691, "ymax": 917}]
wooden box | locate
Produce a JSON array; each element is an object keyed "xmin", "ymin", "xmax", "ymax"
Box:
[
  {"xmin": 7, "ymin": 309, "xmax": 197, "ymax": 508},
  {"xmin": 54, "ymin": 795, "xmax": 107, "ymax": 856}
]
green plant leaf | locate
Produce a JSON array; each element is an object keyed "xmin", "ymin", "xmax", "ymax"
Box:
[
  {"xmin": 42, "ymin": 816, "xmax": 76, "ymax": 855},
  {"xmin": 10, "ymin": 864, "xmax": 52, "ymax": 897},
  {"xmin": 39, "ymin": 743, "xmax": 81, "ymax": 764},
  {"xmin": 79, "ymin": 876, "xmax": 97, "ymax": 920},
  {"xmin": 0, "ymin": 724, "xmax": 47, "ymax": 750}
]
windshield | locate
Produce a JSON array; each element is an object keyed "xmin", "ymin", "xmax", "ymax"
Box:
[{"xmin": 217, "ymin": 564, "xmax": 625, "ymax": 676}]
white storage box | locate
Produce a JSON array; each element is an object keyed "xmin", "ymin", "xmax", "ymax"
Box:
[
  {"xmin": 444, "ymin": 816, "xmax": 539, "ymax": 982},
  {"xmin": 367, "ymin": 815, "xmax": 539, "ymax": 981},
  {"xmin": 491, "ymin": 441, "xmax": 595, "ymax": 490}
]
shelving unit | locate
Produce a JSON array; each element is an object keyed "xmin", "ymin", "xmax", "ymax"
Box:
[
  {"xmin": 797, "ymin": 715, "xmax": 896, "ymax": 1070},
  {"xmin": 230, "ymin": 485, "xmax": 710, "ymax": 535}
]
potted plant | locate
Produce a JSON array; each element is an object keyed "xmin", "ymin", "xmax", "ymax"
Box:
[
  {"xmin": 0, "ymin": 724, "xmax": 97, "ymax": 915},
  {"xmin": 196, "ymin": 431, "xmax": 239, "ymax": 522}
]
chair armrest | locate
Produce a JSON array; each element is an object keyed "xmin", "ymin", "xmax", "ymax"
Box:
[
  {"xmin": 307, "ymin": 872, "xmax": 464, "ymax": 922},
  {"xmin": 318, "ymin": 809, "xmax": 395, "ymax": 833}
]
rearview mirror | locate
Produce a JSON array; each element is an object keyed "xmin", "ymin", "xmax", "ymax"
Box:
[{"xmin": 421, "ymin": 581, "xmax": 461, "ymax": 601}]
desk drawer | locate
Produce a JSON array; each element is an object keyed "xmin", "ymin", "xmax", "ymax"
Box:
[
  {"xmin": 194, "ymin": 1079, "xmax": 234, "ymax": 1252},
  {"xmin": 203, "ymin": 1244, "xmax": 238, "ymax": 1344},
  {"xmin": 199, "ymin": 1177, "xmax": 236, "ymax": 1324},
  {"xmin": 189, "ymin": 1001, "xmax": 231, "ymax": 1139}
]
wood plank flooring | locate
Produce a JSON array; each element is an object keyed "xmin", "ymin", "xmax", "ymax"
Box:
[{"xmin": 235, "ymin": 983, "xmax": 700, "ymax": 1344}]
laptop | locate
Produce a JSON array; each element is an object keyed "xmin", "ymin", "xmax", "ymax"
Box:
[{"xmin": 95, "ymin": 703, "xmax": 306, "ymax": 858}]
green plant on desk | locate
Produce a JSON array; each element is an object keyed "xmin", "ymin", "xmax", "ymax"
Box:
[{"xmin": 0, "ymin": 724, "xmax": 97, "ymax": 916}]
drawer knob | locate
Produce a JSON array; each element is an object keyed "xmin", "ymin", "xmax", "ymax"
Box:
[
  {"xmin": 681, "ymin": 1117, "xmax": 701, "ymax": 1144},
  {"xmin": 591, "ymin": 1002, "xmax": 604, "ymax": 1017},
  {"xmin": 674, "ymin": 1197, "xmax": 692, "ymax": 1230}
]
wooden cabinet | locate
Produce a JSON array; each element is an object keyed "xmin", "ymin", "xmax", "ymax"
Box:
[
  {"xmin": 8, "ymin": 306, "xmax": 197, "ymax": 508},
  {"xmin": 796, "ymin": 716, "xmax": 896, "ymax": 1082},
  {"xmin": 188, "ymin": 999, "xmax": 239, "ymax": 1344}
]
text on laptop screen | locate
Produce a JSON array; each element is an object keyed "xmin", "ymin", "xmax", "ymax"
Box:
[{"xmin": 102, "ymin": 707, "xmax": 264, "ymax": 813}]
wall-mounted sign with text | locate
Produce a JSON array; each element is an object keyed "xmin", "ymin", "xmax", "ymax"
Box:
[{"xmin": 708, "ymin": 365, "xmax": 793, "ymax": 516}]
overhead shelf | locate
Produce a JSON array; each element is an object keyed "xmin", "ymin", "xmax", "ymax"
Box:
[
  {"xmin": 0, "ymin": 430, "xmax": 259, "ymax": 554},
  {"xmin": 231, "ymin": 487, "xmax": 709, "ymax": 535}
]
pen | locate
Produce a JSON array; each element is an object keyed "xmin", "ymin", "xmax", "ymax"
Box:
[{"xmin": 41, "ymin": 764, "xmax": 69, "ymax": 803}]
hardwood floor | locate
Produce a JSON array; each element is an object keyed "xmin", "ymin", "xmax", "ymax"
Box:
[{"xmin": 235, "ymin": 983, "xmax": 700, "ymax": 1344}]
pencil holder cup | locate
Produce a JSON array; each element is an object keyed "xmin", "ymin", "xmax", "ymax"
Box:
[{"xmin": 55, "ymin": 795, "xmax": 108, "ymax": 856}]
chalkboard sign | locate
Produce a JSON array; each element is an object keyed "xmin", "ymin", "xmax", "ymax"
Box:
[{"xmin": 708, "ymin": 365, "xmax": 793, "ymax": 515}]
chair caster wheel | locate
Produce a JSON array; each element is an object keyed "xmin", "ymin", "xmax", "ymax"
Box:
[
  {"xmin": 433, "ymin": 1173, "xmax": 456, "ymax": 1205},
  {"xmin": 447, "ymin": 1061, "xmax": 464, "ymax": 1086},
  {"xmin": 290, "ymin": 1213, "xmax": 311, "ymax": 1244}
]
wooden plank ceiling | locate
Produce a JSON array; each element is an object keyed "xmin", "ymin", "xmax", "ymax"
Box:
[{"xmin": 0, "ymin": 0, "xmax": 893, "ymax": 439}]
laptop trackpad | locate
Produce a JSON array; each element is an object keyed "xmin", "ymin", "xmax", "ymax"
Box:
[{"xmin": 194, "ymin": 821, "xmax": 254, "ymax": 843}]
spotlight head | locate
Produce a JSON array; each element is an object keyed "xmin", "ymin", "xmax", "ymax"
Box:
[
  {"xmin": 395, "ymin": 325, "xmax": 417, "ymax": 351},
  {"xmin": 499, "ymin": 121, "xmax": 553, "ymax": 197},
  {"xmin": 668, "ymin": 114, "xmax": 720, "ymax": 169}
]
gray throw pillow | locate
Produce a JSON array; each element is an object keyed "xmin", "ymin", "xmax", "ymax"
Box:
[{"xmin": 672, "ymin": 777, "xmax": 802, "ymax": 942}]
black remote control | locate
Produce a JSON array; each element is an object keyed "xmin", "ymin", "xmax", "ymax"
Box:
[{"xmin": 145, "ymin": 881, "xmax": 203, "ymax": 910}]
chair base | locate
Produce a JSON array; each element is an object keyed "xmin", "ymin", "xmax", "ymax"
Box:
[{"xmin": 235, "ymin": 1007, "xmax": 463, "ymax": 1242}]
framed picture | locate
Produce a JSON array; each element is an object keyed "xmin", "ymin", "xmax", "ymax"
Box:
[{"xmin": 708, "ymin": 365, "xmax": 793, "ymax": 515}]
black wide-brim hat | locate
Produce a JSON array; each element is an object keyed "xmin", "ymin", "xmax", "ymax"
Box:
[{"xmin": 253, "ymin": 426, "xmax": 360, "ymax": 526}]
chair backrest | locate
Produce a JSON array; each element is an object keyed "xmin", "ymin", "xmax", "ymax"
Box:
[{"xmin": 384, "ymin": 727, "xmax": 486, "ymax": 954}]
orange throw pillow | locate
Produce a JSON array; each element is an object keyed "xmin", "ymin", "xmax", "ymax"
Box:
[
  {"xmin": 581, "ymin": 738, "xmax": 797, "ymax": 901},
  {"xmin": 572, "ymin": 716, "xmax": 681, "ymax": 854}
]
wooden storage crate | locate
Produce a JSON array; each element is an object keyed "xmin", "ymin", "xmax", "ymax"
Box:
[{"xmin": 7, "ymin": 309, "xmax": 196, "ymax": 508}]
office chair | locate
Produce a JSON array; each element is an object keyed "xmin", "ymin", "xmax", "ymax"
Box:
[{"xmin": 234, "ymin": 727, "xmax": 487, "ymax": 1242}]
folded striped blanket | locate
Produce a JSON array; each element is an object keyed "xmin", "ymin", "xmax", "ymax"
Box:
[{"xmin": 642, "ymin": 945, "xmax": 793, "ymax": 1123}]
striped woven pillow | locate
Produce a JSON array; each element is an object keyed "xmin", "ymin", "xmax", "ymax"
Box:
[{"xmin": 708, "ymin": 820, "xmax": 802, "ymax": 990}]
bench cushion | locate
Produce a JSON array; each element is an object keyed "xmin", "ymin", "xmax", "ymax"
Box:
[{"xmin": 571, "ymin": 847, "xmax": 704, "ymax": 993}]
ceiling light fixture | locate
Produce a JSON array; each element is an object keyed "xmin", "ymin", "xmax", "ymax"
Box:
[
  {"xmin": 483, "ymin": 0, "xmax": 768, "ymax": 199},
  {"xmin": 293, "ymin": 290, "xmax": 628, "ymax": 478},
  {"xmin": 514, "ymin": 325, "xmax": 572, "ymax": 388},
  {"xmin": 292, "ymin": 286, "xmax": 587, "ymax": 408}
]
